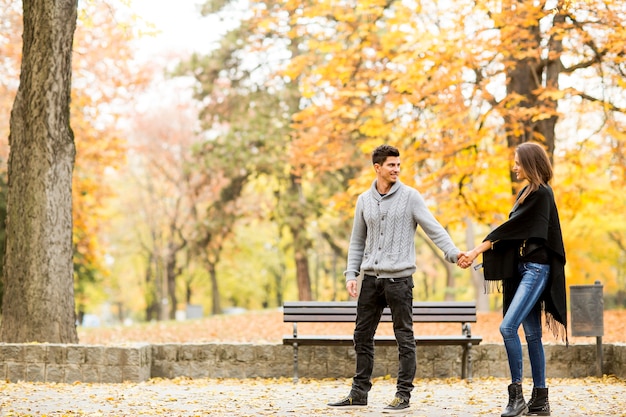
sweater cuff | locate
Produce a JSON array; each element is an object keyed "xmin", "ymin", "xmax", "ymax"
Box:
[{"xmin": 344, "ymin": 272, "xmax": 358, "ymax": 282}]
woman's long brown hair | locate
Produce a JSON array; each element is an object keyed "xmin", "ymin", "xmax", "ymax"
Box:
[{"xmin": 516, "ymin": 142, "xmax": 553, "ymax": 205}]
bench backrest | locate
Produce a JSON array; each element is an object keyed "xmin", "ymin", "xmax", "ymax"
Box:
[{"xmin": 283, "ymin": 301, "xmax": 477, "ymax": 323}]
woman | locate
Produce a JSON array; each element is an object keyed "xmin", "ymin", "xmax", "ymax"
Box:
[{"xmin": 460, "ymin": 142, "xmax": 567, "ymax": 417}]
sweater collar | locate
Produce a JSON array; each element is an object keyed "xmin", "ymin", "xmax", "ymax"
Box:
[{"xmin": 371, "ymin": 179, "xmax": 402, "ymax": 199}]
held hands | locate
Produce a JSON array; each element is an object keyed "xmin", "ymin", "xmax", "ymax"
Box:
[
  {"xmin": 458, "ymin": 241, "xmax": 491, "ymax": 269},
  {"xmin": 457, "ymin": 250, "xmax": 477, "ymax": 269}
]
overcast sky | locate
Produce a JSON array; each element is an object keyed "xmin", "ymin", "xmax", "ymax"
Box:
[
  {"xmin": 131, "ymin": 0, "xmax": 222, "ymax": 58},
  {"xmin": 126, "ymin": 0, "xmax": 229, "ymax": 112}
]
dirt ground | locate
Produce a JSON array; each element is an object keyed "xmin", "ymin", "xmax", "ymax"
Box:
[{"xmin": 77, "ymin": 309, "xmax": 626, "ymax": 345}]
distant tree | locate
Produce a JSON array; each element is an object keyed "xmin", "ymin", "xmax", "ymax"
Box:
[
  {"xmin": 122, "ymin": 102, "xmax": 200, "ymax": 320},
  {"xmin": 1, "ymin": 0, "xmax": 78, "ymax": 343}
]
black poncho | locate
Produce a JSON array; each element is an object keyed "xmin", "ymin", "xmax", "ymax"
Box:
[{"xmin": 482, "ymin": 184, "xmax": 567, "ymax": 342}]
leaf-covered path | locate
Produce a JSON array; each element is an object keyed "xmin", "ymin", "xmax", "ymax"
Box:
[{"xmin": 2, "ymin": 376, "xmax": 625, "ymax": 416}]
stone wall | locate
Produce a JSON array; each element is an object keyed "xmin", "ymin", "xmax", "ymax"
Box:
[
  {"xmin": 0, "ymin": 342, "xmax": 624, "ymax": 383},
  {"xmin": 0, "ymin": 343, "xmax": 152, "ymax": 383}
]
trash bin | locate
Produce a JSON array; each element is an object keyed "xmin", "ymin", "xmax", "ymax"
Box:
[
  {"xmin": 570, "ymin": 281, "xmax": 603, "ymax": 376},
  {"xmin": 186, "ymin": 304, "xmax": 203, "ymax": 320}
]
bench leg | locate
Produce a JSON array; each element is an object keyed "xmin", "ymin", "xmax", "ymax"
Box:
[
  {"xmin": 292, "ymin": 342, "xmax": 299, "ymax": 383},
  {"xmin": 462, "ymin": 343, "xmax": 473, "ymax": 382}
]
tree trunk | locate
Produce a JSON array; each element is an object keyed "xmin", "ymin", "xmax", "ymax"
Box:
[
  {"xmin": 536, "ymin": 11, "xmax": 565, "ymax": 160},
  {"xmin": 288, "ymin": 174, "xmax": 312, "ymax": 301},
  {"xmin": 294, "ymin": 248, "xmax": 312, "ymax": 300},
  {"xmin": 502, "ymin": 0, "xmax": 541, "ymax": 192},
  {"xmin": 271, "ymin": 261, "xmax": 285, "ymax": 307},
  {"xmin": 165, "ymin": 238, "xmax": 186, "ymax": 320},
  {"xmin": 503, "ymin": 1, "xmax": 560, "ymax": 180},
  {"xmin": 144, "ymin": 253, "xmax": 159, "ymax": 321},
  {"xmin": 165, "ymin": 252, "xmax": 178, "ymax": 320},
  {"xmin": 208, "ymin": 262, "xmax": 221, "ymax": 315},
  {"xmin": 1, "ymin": 0, "xmax": 78, "ymax": 343}
]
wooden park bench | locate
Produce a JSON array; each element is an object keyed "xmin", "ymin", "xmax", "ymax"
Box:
[{"xmin": 282, "ymin": 300, "xmax": 482, "ymax": 382}]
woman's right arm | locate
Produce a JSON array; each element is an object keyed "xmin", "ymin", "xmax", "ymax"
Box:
[{"xmin": 458, "ymin": 240, "xmax": 493, "ymax": 268}]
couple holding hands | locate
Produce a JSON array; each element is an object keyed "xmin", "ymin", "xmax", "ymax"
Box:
[{"xmin": 330, "ymin": 143, "xmax": 566, "ymax": 416}]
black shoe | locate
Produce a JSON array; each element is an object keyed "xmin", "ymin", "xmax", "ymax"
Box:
[
  {"xmin": 382, "ymin": 396, "xmax": 410, "ymax": 413},
  {"xmin": 526, "ymin": 387, "xmax": 550, "ymax": 416},
  {"xmin": 327, "ymin": 394, "xmax": 367, "ymax": 408},
  {"xmin": 502, "ymin": 383, "xmax": 528, "ymax": 417}
]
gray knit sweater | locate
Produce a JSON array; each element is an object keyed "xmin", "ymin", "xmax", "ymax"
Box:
[{"xmin": 344, "ymin": 179, "xmax": 460, "ymax": 281}]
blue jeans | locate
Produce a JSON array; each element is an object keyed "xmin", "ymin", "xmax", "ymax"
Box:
[
  {"xmin": 351, "ymin": 275, "xmax": 415, "ymax": 401},
  {"xmin": 500, "ymin": 262, "xmax": 550, "ymax": 387}
]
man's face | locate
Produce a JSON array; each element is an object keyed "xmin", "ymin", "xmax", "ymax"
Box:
[{"xmin": 375, "ymin": 156, "xmax": 400, "ymax": 184}]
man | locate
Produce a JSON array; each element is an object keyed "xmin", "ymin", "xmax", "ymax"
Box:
[{"xmin": 328, "ymin": 144, "xmax": 465, "ymax": 413}]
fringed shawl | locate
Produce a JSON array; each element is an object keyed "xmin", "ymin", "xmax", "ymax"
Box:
[{"xmin": 482, "ymin": 185, "xmax": 568, "ymax": 343}]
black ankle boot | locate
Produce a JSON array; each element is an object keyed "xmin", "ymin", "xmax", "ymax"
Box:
[
  {"xmin": 501, "ymin": 383, "xmax": 528, "ymax": 417},
  {"xmin": 526, "ymin": 387, "xmax": 550, "ymax": 416}
]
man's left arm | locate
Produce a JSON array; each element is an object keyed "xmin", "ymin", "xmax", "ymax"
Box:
[{"xmin": 412, "ymin": 192, "xmax": 461, "ymax": 263}]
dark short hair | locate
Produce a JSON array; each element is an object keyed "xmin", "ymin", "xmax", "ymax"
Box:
[{"xmin": 372, "ymin": 145, "xmax": 400, "ymax": 165}]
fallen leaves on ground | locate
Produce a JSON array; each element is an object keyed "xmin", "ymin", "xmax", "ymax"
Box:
[
  {"xmin": 1, "ymin": 376, "xmax": 625, "ymax": 416},
  {"xmin": 77, "ymin": 309, "xmax": 626, "ymax": 345}
]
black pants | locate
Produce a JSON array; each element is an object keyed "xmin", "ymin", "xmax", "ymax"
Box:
[{"xmin": 351, "ymin": 274, "xmax": 415, "ymax": 401}]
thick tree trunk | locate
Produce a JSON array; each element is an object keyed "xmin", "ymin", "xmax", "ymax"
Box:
[
  {"xmin": 504, "ymin": 1, "xmax": 561, "ymax": 179},
  {"xmin": 1, "ymin": 0, "xmax": 78, "ymax": 343},
  {"xmin": 502, "ymin": 0, "xmax": 541, "ymax": 195},
  {"xmin": 536, "ymin": 11, "xmax": 565, "ymax": 160}
]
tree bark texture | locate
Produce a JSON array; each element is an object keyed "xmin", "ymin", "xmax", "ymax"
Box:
[
  {"xmin": 504, "ymin": 18, "xmax": 542, "ymax": 190},
  {"xmin": 1, "ymin": 0, "xmax": 78, "ymax": 343},
  {"xmin": 503, "ymin": 0, "xmax": 561, "ymax": 189}
]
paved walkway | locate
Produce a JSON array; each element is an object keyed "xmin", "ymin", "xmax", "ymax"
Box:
[{"xmin": 1, "ymin": 376, "xmax": 624, "ymax": 416}]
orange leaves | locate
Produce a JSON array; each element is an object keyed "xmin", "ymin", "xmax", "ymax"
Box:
[
  {"xmin": 217, "ymin": 0, "xmax": 626, "ymax": 306},
  {"xmin": 0, "ymin": 0, "xmax": 23, "ymax": 159},
  {"xmin": 282, "ymin": 55, "xmax": 314, "ymax": 86},
  {"xmin": 358, "ymin": 109, "xmax": 389, "ymax": 138},
  {"xmin": 68, "ymin": 1, "xmax": 149, "ymax": 304}
]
